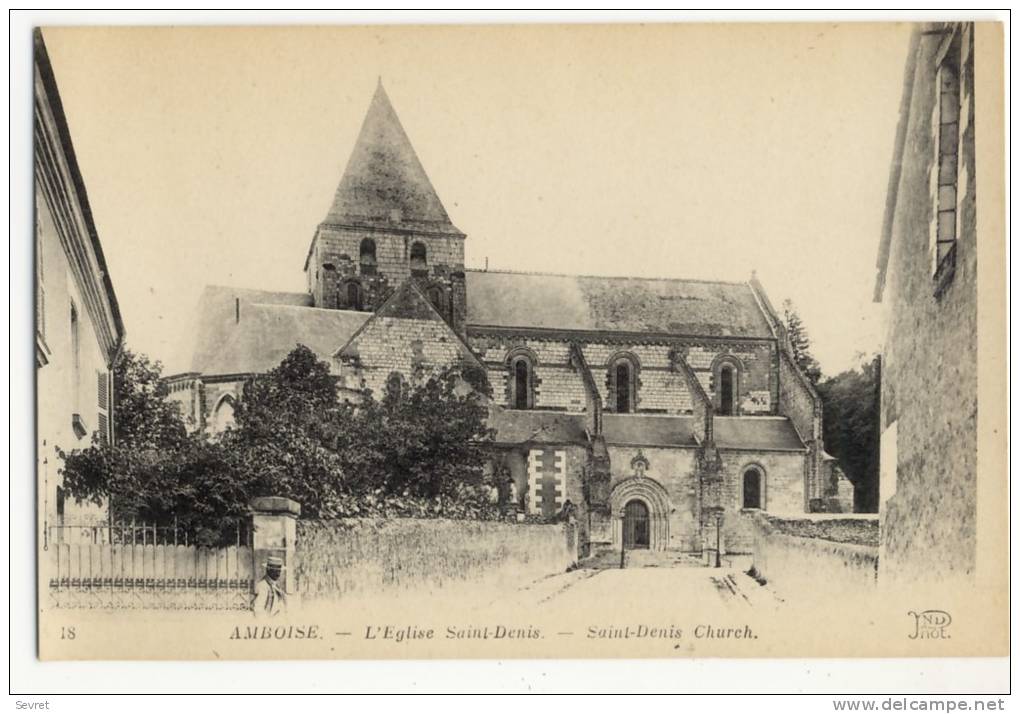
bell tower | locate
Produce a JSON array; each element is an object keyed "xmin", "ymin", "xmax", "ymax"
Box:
[{"xmin": 304, "ymin": 81, "xmax": 467, "ymax": 334}]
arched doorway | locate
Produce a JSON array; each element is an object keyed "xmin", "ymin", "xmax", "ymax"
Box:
[
  {"xmin": 609, "ymin": 477, "xmax": 672, "ymax": 551},
  {"xmin": 623, "ymin": 499, "xmax": 650, "ymax": 549}
]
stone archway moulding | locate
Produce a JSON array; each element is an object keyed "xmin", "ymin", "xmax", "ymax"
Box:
[{"xmin": 609, "ymin": 477, "xmax": 673, "ymax": 551}]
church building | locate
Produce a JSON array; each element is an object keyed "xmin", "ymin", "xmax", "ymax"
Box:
[{"xmin": 167, "ymin": 83, "xmax": 849, "ymax": 558}]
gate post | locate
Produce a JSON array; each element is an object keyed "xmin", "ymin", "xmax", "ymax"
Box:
[{"xmin": 250, "ymin": 496, "xmax": 301, "ymax": 595}]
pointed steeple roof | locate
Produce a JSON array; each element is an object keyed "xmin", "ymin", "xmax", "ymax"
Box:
[{"xmin": 324, "ymin": 82, "xmax": 462, "ymax": 236}]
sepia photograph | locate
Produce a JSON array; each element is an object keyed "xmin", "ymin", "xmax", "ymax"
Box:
[{"xmin": 19, "ymin": 15, "xmax": 1007, "ymax": 683}]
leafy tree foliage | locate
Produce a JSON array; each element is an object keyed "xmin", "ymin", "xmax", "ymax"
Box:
[
  {"xmin": 110, "ymin": 350, "xmax": 190, "ymax": 450},
  {"xmin": 59, "ymin": 351, "xmax": 251, "ymax": 542},
  {"xmin": 223, "ymin": 346, "xmax": 347, "ymax": 519},
  {"xmin": 778, "ymin": 302, "xmax": 879, "ymax": 512},
  {"xmin": 782, "ymin": 299, "xmax": 822, "ymax": 385},
  {"xmin": 58, "ymin": 350, "xmax": 189, "ymax": 517},
  {"xmin": 323, "ymin": 368, "xmax": 495, "ymax": 518},
  {"xmin": 59, "ymin": 345, "xmax": 498, "ymax": 543},
  {"xmin": 816, "ymin": 355, "xmax": 881, "ymax": 513}
]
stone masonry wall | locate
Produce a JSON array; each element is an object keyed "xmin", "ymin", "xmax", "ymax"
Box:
[
  {"xmin": 295, "ymin": 518, "xmax": 577, "ymax": 604},
  {"xmin": 750, "ymin": 512, "xmax": 879, "ymax": 602},
  {"xmin": 776, "ymin": 351, "xmax": 819, "ymax": 447},
  {"xmin": 777, "ymin": 350, "xmax": 823, "ymax": 500},
  {"xmin": 600, "ymin": 446, "xmax": 808, "ymax": 554},
  {"xmin": 879, "ymin": 24, "xmax": 978, "ymax": 586},
  {"xmin": 606, "ymin": 446, "xmax": 700, "ymax": 551},
  {"xmin": 682, "ymin": 342, "xmax": 775, "ymax": 415},
  {"xmin": 310, "ymin": 227, "xmax": 464, "ymax": 311},
  {"xmin": 715, "ymin": 449, "xmax": 808, "ymax": 552},
  {"xmin": 469, "ymin": 334, "xmax": 776, "ymax": 415},
  {"xmin": 489, "ymin": 445, "xmax": 588, "ymax": 555},
  {"xmin": 202, "ymin": 379, "xmax": 245, "ymax": 433},
  {"xmin": 339, "ymin": 316, "xmax": 471, "ymax": 397}
]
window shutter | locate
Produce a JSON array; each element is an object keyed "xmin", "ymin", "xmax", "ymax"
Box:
[{"xmin": 97, "ymin": 370, "xmax": 110, "ymax": 445}]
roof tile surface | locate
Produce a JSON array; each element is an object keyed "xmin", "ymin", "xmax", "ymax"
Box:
[{"xmin": 465, "ymin": 270, "xmax": 773, "ymax": 337}]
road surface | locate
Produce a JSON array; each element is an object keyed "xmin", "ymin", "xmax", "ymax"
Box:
[{"xmin": 488, "ymin": 561, "xmax": 785, "ymax": 616}]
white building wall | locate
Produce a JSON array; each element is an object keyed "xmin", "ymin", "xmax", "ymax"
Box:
[{"xmin": 36, "ymin": 184, "xmax": 113, "ymax": 537}]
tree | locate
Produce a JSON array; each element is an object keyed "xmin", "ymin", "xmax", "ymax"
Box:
[
  {"xmin": 222, "ymin": 345, "xmax": 347, "ymax": 518},
  {"xmin": 330, "ymin": 368, "xmax": 495, "ymax": 509},
  {"xmin": 111, "ymin": 350, "xmax": 189, "ymax": 450},
  {"xmin": 782, "ymin": 299, "xmax": 822, "ymax": 385},
  {"xmin": 59, "ymin": 350, "xmax": 189, "ymax": 516},
  {"xmin": 60, "ymin": 344, "xmax": 500, "ymax": 541},
  {"xmin": 59, "ymin": 350, "xmax": 252, "ymax": 543},
  {"xmin": 817, "ymin": 355, "xmax": 881, "ymax": 513},
  {"xmin": 223, "ymin": 348, "xmax": 497, "ymax": 518}
]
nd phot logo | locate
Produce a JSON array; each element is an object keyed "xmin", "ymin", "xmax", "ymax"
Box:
[{"xmin": 908, "ymin": 610, "xmax": 952, "ymax": 640}]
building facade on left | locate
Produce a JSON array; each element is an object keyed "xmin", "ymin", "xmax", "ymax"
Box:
[{"xmin": 35, "ymin": 30, "xmax": 125, "ymax": 542}]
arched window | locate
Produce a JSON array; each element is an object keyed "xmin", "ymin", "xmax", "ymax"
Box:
[
  {"xmin": 213, "ymin": 395, "xmax": 236, "ymax": 433},
  {"xmin": 712, "ymin": 356, "xmax": 742, "ymax": 416},
  {"xmin": 385, "ymin": 372, "xmax": 404, "ymax": 402},
  {"xmin": 742, "ymin": 466, "xmax": 763, "ymax": 509},
  {"xmin": 359, "ymin": 238, "xmax": 377, "ymax": 275},
  {"xmin": 616, "ymin": 363, "xmax": 632, "ymax": 413},
  {"xmin": 514, "ymin": 360, "xmax": 530, "ymax": 409},
  {"xmin": 720, "ymin": 365, "xmax": 735, "ymax": 416},
  {"xmin": 506, "ymin": 348, "xmax": 537, "ymax": 410},
  {"xmin": 410, "ymin": 242, "xmax": 428, "ymax": 274},
  {"xmin": 426, "ymin": 285, "xmax": 444, "ymax": 313},
  {"xmin": 345, "ymin": 281, "xmax": 364, "ymax": 311},
  {"xmin": 511, "ymin": 357, "xmax": 533, "ymax": 410},
  {"xmin": 607, "ymin": 354, "xmax": 639, "ymax": 413}
]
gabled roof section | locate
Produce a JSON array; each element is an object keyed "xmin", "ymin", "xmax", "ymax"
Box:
[
  {"xmin": 604, "ymin": 413, "xmax": 804, "ymax": 451},
  {"xmin": 187, "ymin": 285, "xmax": 371, "ymax": 375},
  {"xmin": 465, "ymin": 270, "xmax": 774, "ymax": 338},
  {"xmin": 203, "ymin": 303, "xmax": 369, "ymax": 376},
  {"xmin": 713, "ymin": 416, "xmax": 807, "ymax": 452},
  {"xmin": 487, "ymin": 408, "xmax": 588, "ymax": 446},
  {"xmin": 602, "ymin": 414, "xmax": 699, "ymax": 448},
  {"xmin": 334, "ymin": 279, "xmax": 483, "ymax": 370},
  {"xmin": 486, "ymin": 410, "xmax": 805, "ymax": 452},
  {"xmin": 324, "ymin": 82, "xmax": 462, "ymax": 236}
]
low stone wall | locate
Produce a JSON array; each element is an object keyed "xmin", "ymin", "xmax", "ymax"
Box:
[
  {"xmin": 294, "ymin": 518, "xmax": 577, "ymax": 603},
  {"xmin": 750, "ymin": 513, "xmax": 878, "ymax": 600},
  {"xmin": 761, "ymin": 513, "xmax": 879, "ymax": 546}
]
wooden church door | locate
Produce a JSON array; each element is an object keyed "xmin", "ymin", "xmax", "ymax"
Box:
[{"xmin": 623, "ymin": 499, "xmax": 650, "ymax": 549}]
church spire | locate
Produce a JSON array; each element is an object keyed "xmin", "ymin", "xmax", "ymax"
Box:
[{"xmin": 324, "ymin": 82, "xmax": 461, "ymax": 235}]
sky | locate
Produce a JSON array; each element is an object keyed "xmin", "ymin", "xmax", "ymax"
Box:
[{"xmin": 42, "ymin": 23, "xmax": 913, "ymax": 377}]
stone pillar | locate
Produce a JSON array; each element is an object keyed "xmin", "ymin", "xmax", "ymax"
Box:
[
  {"xmin": 702, "ymin": 506, "xmax": 726, "ymax": 567},
  {"xmin": 449, "ymin": 271, "xmax": 467, "ymax": 337},
  {"xmin": 611, "ymin": 512, "xmax": 625, "ymax": 551},
  {"xmin": 250, "ymin": 496, "xmax": 301, "ymax": 595},
  {"xmin": 588, "ymin": 506, "xmax": 613, "ymax": 551}
]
